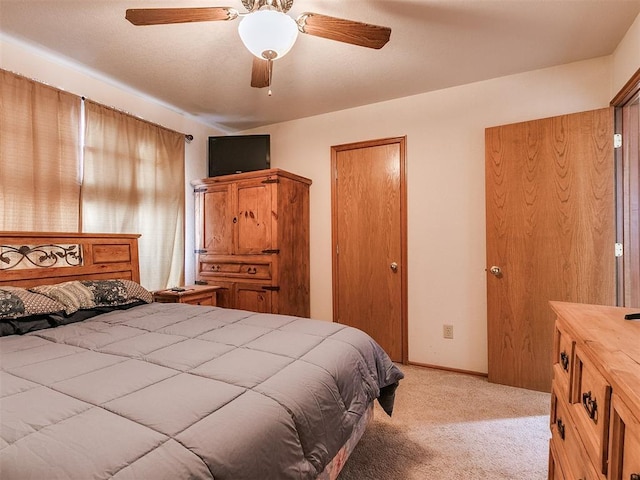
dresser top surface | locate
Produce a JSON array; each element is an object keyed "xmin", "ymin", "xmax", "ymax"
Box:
[{"xmin": 550, "ymin": 301, "xmax": 640, "ymax": 412}]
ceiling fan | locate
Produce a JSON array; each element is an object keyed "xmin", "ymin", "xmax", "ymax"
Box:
[{"xmin": 125, "ymin": 0, "xmax": 391, "ymax": 91}]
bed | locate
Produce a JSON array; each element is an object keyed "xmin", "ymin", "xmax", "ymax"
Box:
[{"xmin": 0, "ymin": 232, "xmax": 403, "ymax": 479}]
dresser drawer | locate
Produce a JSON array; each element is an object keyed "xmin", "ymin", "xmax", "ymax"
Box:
[
  {"xmin": 553, "ymin": 321, "xmax": 576, "ymax": 402},
  {"xmin": 571, "ymin": 344, "xmax": 612, "ymax": 475},
  {"xmin": 198, "ymin": 260, "xmax": 272, "ymax": 279},
  {"xmin": 609, "ymin": 393, "xmax": 640, "ymax": 480},
  {"xmin": 551, "ymin": 383, "xmax": 601, "ymax": 480},
  {"xmin": 549, "ymin": 440, "xmax": 567, "ymax": 480}
]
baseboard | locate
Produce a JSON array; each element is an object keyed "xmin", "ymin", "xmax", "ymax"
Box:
[{"xmin": 407, "ymin": 361, "xmax": 488, "ymax": 378}]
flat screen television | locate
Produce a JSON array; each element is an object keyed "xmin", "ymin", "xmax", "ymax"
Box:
[{"xmin": 208, "ymin": 134, "xmax": 270, "ymax": 177}]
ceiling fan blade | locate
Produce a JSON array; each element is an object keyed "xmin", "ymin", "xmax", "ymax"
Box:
[
  {"xmin": 251, "ymin": 57, "xmax": 270, "ymax": 88},
  {"xmin": 125, "ymin": 7, "xmax": 237, "ymax": 26},
  {"xmin": 297, "ymin": 13, "xmax": 391, "ymax": 49}
]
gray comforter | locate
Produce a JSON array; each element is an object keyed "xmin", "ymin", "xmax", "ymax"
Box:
[{"xmin": 0, "ymin": 303, "xmax": 403, "ymax": 479}]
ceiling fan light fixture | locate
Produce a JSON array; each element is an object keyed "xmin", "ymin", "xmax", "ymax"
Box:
[{"xmin": 238, "ymin": 8, "xmax": 299, "ymax": 60}]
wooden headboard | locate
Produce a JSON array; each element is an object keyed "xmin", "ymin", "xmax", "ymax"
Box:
[{"xmin": 0, "ymin": 232, "xmax": 141, "ymax": 288}]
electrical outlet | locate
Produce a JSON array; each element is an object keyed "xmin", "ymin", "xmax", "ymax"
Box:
[{"xmin": 443, "ymin": 324, "xmax": 454, "ymax": 339}]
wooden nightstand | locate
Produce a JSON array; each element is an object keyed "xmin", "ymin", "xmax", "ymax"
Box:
[{"xmin": 153, "ymin": 285, "xmax": 221, "ymax": 306}]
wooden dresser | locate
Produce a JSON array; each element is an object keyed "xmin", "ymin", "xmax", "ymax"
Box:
[
  {"xmin": 192, "ymin": 169, "xmax": 311, "ymax": 317},
  {"xmin": 548, "ymin": 301, "xmax": 640, "ymax": 480}
]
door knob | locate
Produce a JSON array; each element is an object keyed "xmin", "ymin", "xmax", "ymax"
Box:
[
  {"xmin": 489, "ymin": 266, "xmax": 502, "ymax": 276},
  {"xmin": 390, "ymin": 262, "xmax": 398, "ymax": 272}
]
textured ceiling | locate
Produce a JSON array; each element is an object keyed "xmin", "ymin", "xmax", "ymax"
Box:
[{"xmin": 1, "ymin": 0, "xmax": 639, "ymax": 132}]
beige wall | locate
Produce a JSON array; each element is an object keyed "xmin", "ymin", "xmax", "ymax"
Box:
[
  {"xmin": 243, "ymin": 56, "xmax": 616, "ymax": 373},
  {"xmin": 612, "ymin": 11, "xmax": 640, "ymax": 96},
  {"xmin": 0, "ymin": 36, "xmax": 224, "ymax": 282}
]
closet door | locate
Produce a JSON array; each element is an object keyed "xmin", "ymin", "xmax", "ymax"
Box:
[
  {"xmin": 485, "ymin": 108, "xmax": 616, "ymax": 392},
  {"xmin": 331, "ymin": 137, "xmax": 407, "ymax": 363}
]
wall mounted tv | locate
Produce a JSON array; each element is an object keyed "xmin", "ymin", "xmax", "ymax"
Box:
[{"xmin": 208, "ymin": 134, "xmax": 271, "ymax": 177}]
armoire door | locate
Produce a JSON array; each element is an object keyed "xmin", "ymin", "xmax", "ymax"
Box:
[
  {"xmin": 485, "ymin": 108, "xmax": 616, "ymax": 392},
  {"xmin": 235, "ymin": 283, "xmax": 272, "ymax": 313},
  {"xmin": 202, "ymin": 184, "xmax": 234, "ymax": 255},
  {"xmin": 331, "ymin": 137, "xmax": 407, "ymax": 363},
  {"xmin": 235, "ymin": 179, "xmax": 273, "ymax": 254}
]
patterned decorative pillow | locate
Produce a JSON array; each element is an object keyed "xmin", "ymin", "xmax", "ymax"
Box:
[
  {"xmin": 0, "ymin": 287, "xmax": 65, "ymax": 320},
  {"xmin": 81, "ymin": 280, "xmax": 128, "ymax": 305},
  {"xmin": 120, "ymin": 279, "xmax": 153, "ymax": 304},
  {"xmin": 31, "ymin": 281, "xmax": 96, "ymax": 315},
  {"xmin": 80, "ymin": 279, "xmax": 153, "ymax": 306}
]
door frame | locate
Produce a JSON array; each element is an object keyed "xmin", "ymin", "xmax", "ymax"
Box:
[
  {"xmin": 611, "ymin": 67, "xmax": 640, "ymax": 307},
  {"xmin": 330, "ymin": 136, "xmax": 408, "ymax": 363}
]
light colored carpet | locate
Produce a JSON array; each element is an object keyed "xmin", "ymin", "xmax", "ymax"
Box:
[{"xmin": 338, "ymin": 364, "xmax": 551, "ymax": 480}]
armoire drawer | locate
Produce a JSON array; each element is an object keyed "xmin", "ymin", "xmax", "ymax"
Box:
[
  {"xmin": 551, "ymin": 382, "xmax": 600, "ymax": 480},
  {"xmin": 571, "ymin": 344, "xmax": 612, "ymax": 475},
  {"xmin": 198, "ymin": 260, "xmax": 272, "ymax": 279},
  {"xmin": 609, "ymin": 393, "xmax": 640, "ymax": 480},
  {"xmin": 553, "ymin": 321, "xmax": 576, "ymax": 402}
]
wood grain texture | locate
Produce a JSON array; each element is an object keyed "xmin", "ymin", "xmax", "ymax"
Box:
[
  {"xmin": 125, "ymin": 7, "xmax": 235, "ymax": 26},
  {"xmin": 251, "ymin": 58, "xmax": 270, "ymax": 89},
  {"xmin": 621, "ymin": 93, "xmax": 640, "ymax": 307},
  {"xmin": 485, "ymin": 108, "xmax": 616, "ymax": 392},
  {"xmin": 202, "ymin": 184, "xmax": 234, "ymax": 255},
  {"xmin": 550, "ymin": 301, "xmax": 640, "ymax": 479},
  {"xmin": 192, "ymin": 169, "xmax": 310, "ymax": 317},
  {"xmin": 0, "ymin": 232, "xmax": 141, "ymax": 286},
  {"xmin": 299, "ymin": 13, "xmax": 391, "ymax": 49},
  {"xmin": 235, "ymin": 178, "xmax": 272, "ymax": 255},
  {"xmin": 331, "ymin": 137, "xmax": 406, "ymax": 362}
]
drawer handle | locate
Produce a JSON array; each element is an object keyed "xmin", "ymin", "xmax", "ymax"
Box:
[
  {"xmin": 556, "ymin": 419, "xmax": 565, "ymax": 440},
  {"xmin": 630, "ymin": 474, "xmax": 640, "ymax": 480},
  {"xmin": 582, "ymin": 391, "xmax": 598, "ymax": 422},
  {"xmin": 560, "ymin": 351, "xmax": 569, "ymax": 371},
  {"xmin": 247, "ymin": 267, "xmax": 257, "ymax": 274}
]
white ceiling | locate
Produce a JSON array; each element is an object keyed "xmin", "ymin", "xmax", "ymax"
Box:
[{"xmin": 2, "ymin": 0, "xmax": 639, "ymax": 132}]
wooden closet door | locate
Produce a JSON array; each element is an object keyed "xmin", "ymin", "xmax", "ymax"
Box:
[
  {"xmin": 485, "ymin": 108, "xmax": 616, "ymax": 392},
  {"xmin": 332, "ymin": 137, "xmax": 407, "ymax": 363}
]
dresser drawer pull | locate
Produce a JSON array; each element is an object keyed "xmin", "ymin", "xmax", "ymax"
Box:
[
  {"xmin": 556, "ymin": 419, "xmax": 565, "ymax": 440},
  {"xmin": 560, "ymin": 351, "xmax": 569, "ymax": 371},
  {"xmin": 247, "ymin": 267, "xmax": 257, "ymax": 274},
  {"xmin": 582, "ymin": 391, "xmax": 598, "ymax": 422}
]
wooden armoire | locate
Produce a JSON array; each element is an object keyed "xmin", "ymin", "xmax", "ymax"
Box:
[{"xmin": 192, "ymin": 169, "xmax": 311, "ymax": 317}]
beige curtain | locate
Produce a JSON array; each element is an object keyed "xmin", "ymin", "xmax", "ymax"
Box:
[
  {"xmin": 0, "ymin": 70, "xmax": 81, "ymax": 231},
  {"xmin": 82, "ymin": 101, "xmax": 184, "ymax": 290}
]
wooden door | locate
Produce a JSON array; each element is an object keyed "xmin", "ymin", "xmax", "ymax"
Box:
[
  {"xmin": 332, "ymin": 137, "xmax": 407, "ymax": 363},
  {"xmin": 235, "ymin": 179, "xmax": 272, "ymax": 254},
  {"xmin": 485, "ymin": 108, "xmax": 616, "ymax": 392},
  {"xmin": 202, "ymin": 184, "xmax": 234, "ymax": 255}
]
